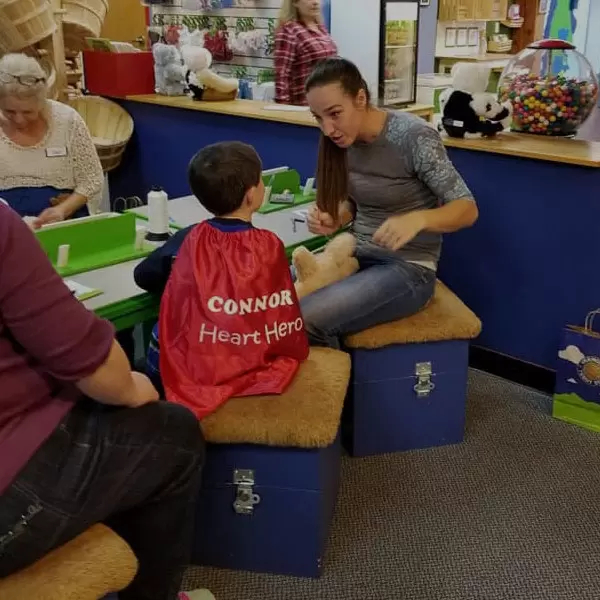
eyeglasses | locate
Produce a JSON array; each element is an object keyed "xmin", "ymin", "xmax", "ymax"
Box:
[{"xmin": 0, "ymin": 72, "xmax": 46, "ymax": 86}]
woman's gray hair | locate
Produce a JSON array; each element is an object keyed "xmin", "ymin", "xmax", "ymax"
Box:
[{"xmin": 0, "ymin": 53, "xmax": 48, "ymax": 102}]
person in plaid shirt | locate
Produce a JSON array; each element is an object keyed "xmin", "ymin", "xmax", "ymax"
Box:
[{"xmin": 274, "ymin": 0, "xmax": 337, "ymax": 105}]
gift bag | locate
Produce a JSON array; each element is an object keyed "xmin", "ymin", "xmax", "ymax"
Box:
[
  {"xmin": 553, "ymin": 309, "xmax": 600, "ymax": 432},
  {"xmin": 159, "ymin": 222, "xmax": 309, "ymax": 420}
]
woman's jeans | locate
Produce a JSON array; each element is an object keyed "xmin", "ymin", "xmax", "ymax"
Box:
[
  {"xmin": 0, "ymin": 399, "xmax": 205, "ymax": 600},
  {"xmin": 299, "ymin": 246, "xmax": 436, "ymax": 349},
  {"xmin": 0, "ymin": 186, "xmax": 88, "ymax": 219}
]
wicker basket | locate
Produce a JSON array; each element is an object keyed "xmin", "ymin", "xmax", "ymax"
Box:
[
  {"xmin": 69, "ymin": 95, "xmax": 134, "ymax": 173},
  {"xmin": 0, "ymin": 0, "xmax": 57, "ymax": 53},
  {"xmin": 488, "ymin": 39, "xmax": 513, "ymax": 53},
  {"xmin": 63, "ymin": 0, "xmax": 108, "ymax": 52}
]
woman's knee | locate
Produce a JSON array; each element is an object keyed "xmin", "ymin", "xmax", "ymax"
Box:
[
  {"xmin": 299, "ymin": 294, "xmax": 341, "ymax": 348},
  {"xmin": 165, "ymin": 403, "xmax": 205, "ymax": 455},
  {"xmin": 137, "ymin": 401, "xmax": 205, "ymax": 462}
]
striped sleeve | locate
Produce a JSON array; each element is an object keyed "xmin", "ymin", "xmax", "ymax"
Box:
[{"xmin": 274, "ymin": 25, "xmax": 297, "ymax": 104}]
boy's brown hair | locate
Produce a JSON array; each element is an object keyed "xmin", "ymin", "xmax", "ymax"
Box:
[{"xmin": 187, "ymin": 141, "xmax": 262, "ymax": 216}]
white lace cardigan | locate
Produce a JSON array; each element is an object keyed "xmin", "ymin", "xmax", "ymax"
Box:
[{"xmin": 0, "ymin": 100, "xmax": 104, "ymax": 214}]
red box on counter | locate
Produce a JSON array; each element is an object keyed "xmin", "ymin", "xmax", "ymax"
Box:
[{"xmin": 83, "ymin": 51, "xmax": 155, "ymax": 98}]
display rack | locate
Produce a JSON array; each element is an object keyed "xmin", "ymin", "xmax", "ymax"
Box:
[
  {"xmin": 42, "ymin": 0, "xmax": 68, "ymax": 101},
  {"xmin": 331, "ymin": 0, "xmax": 420, "ymax": 107},
  {"xmin": 148, "ymin": 0, "xmax": 281, "ymax": 84},
  {"xmin": 0, "ymin": 0, "xmax": 106, "ymax": 101}
]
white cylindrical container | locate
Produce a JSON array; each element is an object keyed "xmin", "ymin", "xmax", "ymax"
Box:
[
  {"xmin": 145, "ymin": 186, "xmax": 170, "ymax": 243},
  {"xmin": 57, "ymin": 244, "xmax": 70, "ymax": 268},
  {"xmin": 135, "ymin": 226, "xmax": 147, "ymax": 251}
]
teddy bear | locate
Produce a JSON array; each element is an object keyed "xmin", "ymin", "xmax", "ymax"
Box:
[
  {"xmin": 178, "ymin": 25, "xmax": 205, "ymax": 49},
  {"xmin": 292, "ymin": 233, "xmax": 359, "ymax": 299},
  {"xmin": 152, "ymin": 42, "xmax": 187, "ymax": 97},
  {"xmin": 230, "ymin": 29, "xmax": 267, "ymax": 55},
  {"xmin": 438, "ymin": 62, "xmax": 512, "ymax": 138},
  {"xmin": 180, "ymin": 45, "xmax": 239, "ymax": 102}
]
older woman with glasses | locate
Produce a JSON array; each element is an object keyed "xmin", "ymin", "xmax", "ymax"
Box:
[{"xmin": 0, "ymin": 53, "xmax": 103, "ymax": 227}]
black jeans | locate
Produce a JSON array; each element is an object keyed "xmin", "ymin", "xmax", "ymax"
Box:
[{"xmin": 0, "ymin": 399, "xmax": 205, "ymax": 600}]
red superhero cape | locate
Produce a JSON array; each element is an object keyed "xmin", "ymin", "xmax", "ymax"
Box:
[{"xmin": 159, "ymin": 221, "xmax": 309, "ymax": 419}]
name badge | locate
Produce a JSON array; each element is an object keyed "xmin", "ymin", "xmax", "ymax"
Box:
[{"xmin": 46, "ymin": 146, "xmax": 68, "ymax": 157}]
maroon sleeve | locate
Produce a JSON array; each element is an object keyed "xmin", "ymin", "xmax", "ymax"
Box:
[{"xmin": 0, "ymin": 205, "xmax": 115, "ymax": 381}]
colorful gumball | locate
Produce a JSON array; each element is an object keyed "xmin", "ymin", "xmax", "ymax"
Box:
[{"xmin": 498, "ymin": 40, "xmax": 599, "ymax": 136}]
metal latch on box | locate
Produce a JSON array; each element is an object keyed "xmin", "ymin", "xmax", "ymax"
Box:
[
  {"xmin": 233, "ymin": 469, "xmax": 261, "ymax": 515},
  {"xmin": 414, "ymin": 361, "xmax": 435, "ymax": 398}
]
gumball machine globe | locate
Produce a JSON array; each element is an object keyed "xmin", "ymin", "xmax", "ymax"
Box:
[{"xmin": 498, "ymin": 39, "xmax": 598, "ymax": 137}]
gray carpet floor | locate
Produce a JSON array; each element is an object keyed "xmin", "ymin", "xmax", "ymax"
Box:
[{"xmin": 184, "ymin": 370, "xmax": 600, "ymax": 600}]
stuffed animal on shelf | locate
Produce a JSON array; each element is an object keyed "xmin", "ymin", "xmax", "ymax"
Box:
[
  {"xmin": 181, "ymin": 45, "xmax": 239, "ymax": 102},
  {"xmin": 152, "ymin": 42, "xmax": 187, "ymax": 97},
  {"xmin": 230, "ymin": 29, "xmax": 267, "ymax": 55},
  {"xmin": 178, "ymin": 25, "xmax": 205, "ymax": 49},
  {"xmin": 292, "ymin": 233, "xmax": 359, "ymax": 299},
  {"xmin": 438, "ymin": 62, "xmax": 512, "ymax": 138}
]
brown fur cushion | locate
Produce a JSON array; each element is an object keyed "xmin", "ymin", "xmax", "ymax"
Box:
[
  {"xmin": 202, "ymin": 347, "xmax": 351, "ymax": 448},
  {"xmin": 0, "ymin": 524, "xmax": 137, "ymax": 600},
  {"xmin": 345, "ymin": 281, "xmax": 481, "ymax": 349}
]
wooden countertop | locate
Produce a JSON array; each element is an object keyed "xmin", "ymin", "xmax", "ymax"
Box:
[
  {"xmin": 125, "ymin": 95, "xmax": 434, "ymax": 127},
  {"xmin": 125, "ymin": 95, "xmax": 600, "ymax": 167},
  {"xmin": 436, "ymin": 53, "xmax": 513, "ymax": 62},
  {"xmin": 443, "ymin": 132, "xmax": 600, "ymax": 168}
]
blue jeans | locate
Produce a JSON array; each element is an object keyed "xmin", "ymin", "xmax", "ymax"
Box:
[
  {"xmin": 299, "ymin": 246, "xmax": 436, "ymax": 349},
  {"xmin": 0, "ymin": 186, "xmax": 88, "ymax": 219},
  {"xmin": 0, "ymin": 399, "xmax": 205, "ymax": 600}
]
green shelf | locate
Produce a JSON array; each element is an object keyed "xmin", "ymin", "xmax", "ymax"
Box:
[
  {"xmin": 259, "ymin": 168, "xmax": 316, "ymax": 214},
  {"xmin": 37, "ymin": 212, "xmax": 151, "ymax": 277},
  {"xmin": 128, "ymin": 168, "xmax": 317, "ymax": 229}
]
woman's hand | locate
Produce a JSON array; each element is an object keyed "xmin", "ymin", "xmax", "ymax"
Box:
[
  {"xmin": 373, "ymin": 211, "xmax": 426, "ymax": 251},
  {"xmin": 307, "ymin": 205, "xmax": 339, "ymax": 236},
  {"xmin": 33, "ymin": 205, "xmax": 67, "ymax": 229},
  {"xmin": 127, "ymin": 372, "xmax": 160, "ymax": 407}
]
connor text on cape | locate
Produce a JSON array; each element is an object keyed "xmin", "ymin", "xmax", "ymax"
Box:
[{"xmin": 198, "ymin": 289, "xmax": 304, "ymax": 346}]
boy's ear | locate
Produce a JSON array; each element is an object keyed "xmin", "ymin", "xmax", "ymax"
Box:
[{"xmin": 243, "ymin": 187, "xmax": 256, "ymax": 207}]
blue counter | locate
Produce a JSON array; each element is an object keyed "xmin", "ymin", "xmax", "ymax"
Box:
[
  {"xmin": 110, "ymin": 96, "xmax": 600, "ymax": 372},
  {"xmin": 440, "ymin": 144, "xmax": 600, "ymax": 371},
  {"xmin": 109, "ymin": 99, "xmax": 320, "ymax": 199}
]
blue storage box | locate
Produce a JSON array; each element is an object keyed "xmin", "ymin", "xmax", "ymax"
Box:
[
  {"xmin": 343, "ymin": 282, "xmax": 481, "ymax": 458},
  {"xmin": 191, "ymin": 347, "xmax": 351, "ymax": 578},
  {"xmin": 193, "ymin": 436, "xmax": 341, "ymax": 577}
]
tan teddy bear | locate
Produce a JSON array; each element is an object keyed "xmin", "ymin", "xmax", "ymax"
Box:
[{"xmin": 292, "ymin": 232, "xmax": 359, "ymax": 299}]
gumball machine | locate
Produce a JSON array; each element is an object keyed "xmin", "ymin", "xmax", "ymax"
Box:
[{"xmin": 498, "ymin": 39, "xmax": 598, "ymax": 137}]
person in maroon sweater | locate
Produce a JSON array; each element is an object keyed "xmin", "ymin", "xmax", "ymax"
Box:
[{"xmin": 0, "ymin": 202, "xmax": 206, "ymax": 600}]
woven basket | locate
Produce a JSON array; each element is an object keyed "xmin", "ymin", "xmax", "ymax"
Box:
[
  {"xmin": 488, "ymin": 39, "xmax": 513, "ymax": 53},
  {"xmin": 0, "ymin": 0, "xmax": 57, "ymax": 53},
  {"xmin": 69, "ymin": 95, "xmax": 134, "ymax": 172},
  {"xmin": 63, "ymin": 0, "xmax": 108, "ymax": 52}
]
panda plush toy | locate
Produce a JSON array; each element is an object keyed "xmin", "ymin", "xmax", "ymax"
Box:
[{"xmin": 438, "ymin": 62, "xmax": 513, "ymax": 138}]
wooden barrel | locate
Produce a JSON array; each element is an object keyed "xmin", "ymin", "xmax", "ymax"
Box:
[
  {"xmin": 0, "ymin": 0, "xmax": 56, "ymax": 53},
  {"xmin": 69, "ymin": 95, "xmax": 134, "ymax": 173},
  {"xmin": 62, "ymin": 0, "xmax": 108, "ymax": 52}
]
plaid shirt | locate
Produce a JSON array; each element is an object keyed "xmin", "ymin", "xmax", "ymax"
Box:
[{"xmin": 274, "ymin": 20, "xmax": 337, "ymax": 106}]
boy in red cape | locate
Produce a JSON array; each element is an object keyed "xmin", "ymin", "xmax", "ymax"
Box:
[{"xmin": 157, "ymin": 142, "xmax": 309, "ymax": 419}]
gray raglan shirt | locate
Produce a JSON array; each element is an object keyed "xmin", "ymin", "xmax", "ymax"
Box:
[{"xmin": 347, "ymin": 110, "xmax": 474, "ymax": 269}]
